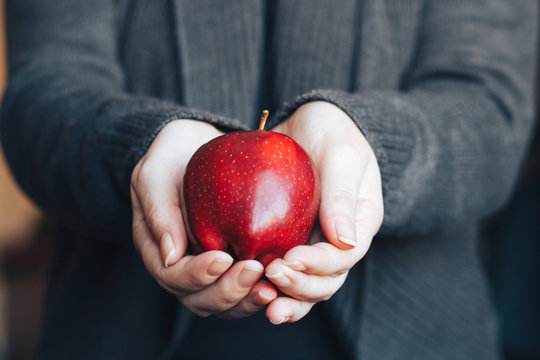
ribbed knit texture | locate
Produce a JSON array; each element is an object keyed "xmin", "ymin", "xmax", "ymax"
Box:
[
  {"xmin": 1, "ymin": 0, "xmax": 537, "ymax": 359},
  {"xmin": 173, "ymin": 0, "xmax": 264, "ymax": 123}
]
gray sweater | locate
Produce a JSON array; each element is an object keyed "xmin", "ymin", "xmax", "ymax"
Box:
[{"xmin": 1, "ymin": 0, "xmax": 537, "ymax": 359}]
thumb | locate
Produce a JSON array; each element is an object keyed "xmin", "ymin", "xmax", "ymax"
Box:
[
  {"xmin": 317, "ymin": 144, "xmax": 366, "ymax": 250},
  {"xmin": 134, "ymin": 164, "xmax": 187, "ymax": 267}
]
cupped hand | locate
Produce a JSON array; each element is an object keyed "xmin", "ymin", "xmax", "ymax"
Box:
[
  {"xmin": 130, "ymin": 120, "xmax": 278, "ymax": 318},
  {"xmin": 265, "ymin": 101, "xmax": 384, "ymax": 324}
]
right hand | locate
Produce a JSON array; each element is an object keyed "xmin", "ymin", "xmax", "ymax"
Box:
[{"xmin": 130, "ymin": 120, "xmax": 278, "ymax": 318}]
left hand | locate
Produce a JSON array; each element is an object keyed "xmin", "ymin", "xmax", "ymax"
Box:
[
  {"xmin": 131, "ymin": 120, "xmax": 277, "ymax": 320},
  {"xmin": 265, "ymin": 101, "xmax": 384, "ymax": 324}
]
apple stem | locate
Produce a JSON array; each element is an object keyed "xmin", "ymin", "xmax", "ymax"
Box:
[{"xmin": 259, "ymin": 110, "xmax": 269, "ymax": 130}]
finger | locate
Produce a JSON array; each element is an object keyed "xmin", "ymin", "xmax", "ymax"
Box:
[
  {"xmin": 132, "ymin": 200, "xmax": 174, "ymax": 292},
  {"xmin": 134, "ymin": 196, "xmax": 234, "ymax": 295},
  {"xmin": 266, "ymin": 297, "xmax": 315, "ymax": 324},
  {"xmin": 317, "ymin": 143, "xmax": 368, "ymax": 250},
  {"xmin": 278, "ymin": 236, "xmax": 372, "ymax": 276},
  {"xmin": 180, "ymin": 260, "xmax": 264, "ymax": 317},
  {"xmin": 133, "ymin": 190, "xmax": 233, "ymax": 295},
  {"xmin": 131, "ymin": 185, "xmax": 150, "ymax": 257},
  {"xmin": 216, "ymin": 280, "xmax": 277, "ymax": 319},
  {"xmin": 131, "ymin": 187, "xmax": 175, "ymax": 291},
  {"xmin": 280, "ymin": 202, "xmax": 378, "ymax": 277},
  {"xmin": 266, "ymin": 258, "xmax": 348, "ymax": 301},
  {"xmin": 280, "ymin": 243, "xmax": 354, "ymax": 276},
  {"xmin": 356, "ymin": 158, "xmax": 384, "ymax": 235},
  {"xmin": 344, "ymin": 157, "xmax": 385, "ymax": 258},
  {"xmin": 160, "ymin": 251, "xmax": 234, "ymax": 295},
  {"xmin": 132, "ymin": 159, "xmax": 187, "ymax": 267}
]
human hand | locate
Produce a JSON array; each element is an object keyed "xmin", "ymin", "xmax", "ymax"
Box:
[
  {"xmin": 265, "ymin": 101, "xmax": 383, "ymax": 324},
  {"xmin": 130, "ymin": 120, "xmax": 278, "ymax": 318}
]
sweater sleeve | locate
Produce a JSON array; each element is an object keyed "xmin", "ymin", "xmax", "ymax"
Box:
[
  {"xmin": 0, "ymin": 0, "xmax": 244, "ymax": 239},
  {"xmin": 271, "ymin": 0, "xmax": 538, "ymax": 236}
]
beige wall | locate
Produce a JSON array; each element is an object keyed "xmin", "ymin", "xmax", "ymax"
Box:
[{"xmin": 0, "ymin": 0, "xmax": 42, "ymax": 248}]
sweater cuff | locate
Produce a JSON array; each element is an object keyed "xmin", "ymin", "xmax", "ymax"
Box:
[
  {"xmin": 92, "ymin": 96, "xmax": 247, "ymax": 200},
  {"xmin": 271, "ymin": 89, "xmax": 420, "ymax": 229},
  {"xmin": 124, "ymin": 105, "xmax": 246, "ymax": 174}
]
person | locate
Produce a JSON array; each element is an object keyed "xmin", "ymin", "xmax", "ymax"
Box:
[{"xmin": 0, "ymin": 0, "xmax": 536, "ymax": 359}]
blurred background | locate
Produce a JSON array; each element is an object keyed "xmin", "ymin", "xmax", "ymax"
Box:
[
  {"xmin": 0, "ymin": 0, "xmax": 49, "ymax": 359},
  {"xmin": 0, "ymin": 1, "xmax": 538, "ymax": 360}
]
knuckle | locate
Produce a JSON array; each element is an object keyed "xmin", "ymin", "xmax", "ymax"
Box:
[
  {"xmin": 325, "ymin": 189, "xmax": 356, "ymax": 216},
  {"xmin": 357, "ymin": 197, "xmax": 376, "ymax": 212},
  {"xmin": 288, "ymin": 282, "xmax": 316, "ymax": 302},
  {"xmin": 187, "ymin": 270, "xmax": 211, "ymax": 289},
  {"xmin": 218, "ymin": 290, "xmax": 240, "ymax": 308},
  {"xmin": 356, "ymin": 198, "xmax": 383, "ymax": 225},
  {"xmin": 131, "ymin": 157, "xmax": 151, "ymax": 187},
  {"xmin": 138, "ymin": 161, "xmax": 154, "ymax": 182},
  {"xmin": 146, "ymin": 205, "xmax": 161, "ymax": 228}
]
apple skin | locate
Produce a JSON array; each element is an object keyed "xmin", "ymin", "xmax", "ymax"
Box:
[{"xmin": 182, "ymin": 129, "xmax": 320, "ymax": 266}]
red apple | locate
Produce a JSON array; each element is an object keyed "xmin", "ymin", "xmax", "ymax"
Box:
[{"xmin": 182, "ymin": 111, "xmax": 320, "ymax": 266}]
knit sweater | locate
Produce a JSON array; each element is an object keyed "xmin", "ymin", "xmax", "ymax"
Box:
[{"xmin": 1, "ymin": 0, "xmax": 537, "ymax": 359}]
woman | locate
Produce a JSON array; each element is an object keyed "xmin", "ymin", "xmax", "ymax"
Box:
[{"xmin": 1, "ymin": 0, "xmax": 536, "ymax": 359}]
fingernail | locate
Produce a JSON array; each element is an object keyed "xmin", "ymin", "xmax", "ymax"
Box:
[
  {"xmin": 269, "ymin": 316, "xmax": 289, "ymax": 325},
  {"xmin": 207, "ymin": 256, "xmax": 233, "ymax": 276},
  {"xmin": 282, "ymin": 259, "xmax": 306, "ymax": 271},
  {"xmin": 238, "ymin": 262, "xmax": 263, "ymax": 287},
  {"xmin": 258, "ymin": 290, "xmax": 276, "ymax": 301},
  {"xmin": 265, "ymin": 271, "xmax": 291, "ymax": 287},
  {"xmin": 335, "ymin": 218, "xmax": 356, "ymax": 249},
  {"xmin": 162, "ymin": 233, "xmax": 176, "ymax": 267}
]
